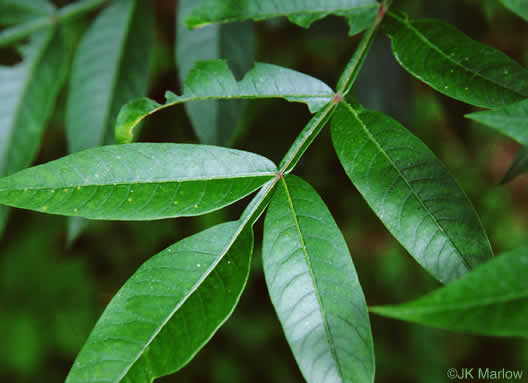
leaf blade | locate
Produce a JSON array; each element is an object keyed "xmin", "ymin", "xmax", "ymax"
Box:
[
  {"xmin": 263, "ymin": 175, "xmax": 374, "ymax": 383},
  {"xmin": 384, "ymin": 13, "xmax": 528, "ymax": 108},
  {"xmin": 115, "ymin": 60, "xmax": 334, "ymax": 144},
  {"xmin": 466, "ymin": 99, "xmax": 528, "ymax": 146},
  {"xmin": 0, "ymin": 143, "xmax": 277, "ymax": 220},
  {"xmin": 66, "ymin": 221, "xmax": 253, "ymax": 382},
  {"xmin": 331, "ymin": 102, "xmax": 493, "ymax": 283},
  {"xmin": 176, "ymin": 0, "xmax": 255, "ymax": 146},
  {"xmin": 66, "ymin": 0, "xmax": 154, "ymax": 152},
  {"xmin": 0, "ymin": 27, "xmax": 70, "ymax": 234},
  {"xmin": 370, "ymin": 246, "xmax": 528, "ymax": 339},
  {"xmin": 500, "ymin": 0, "xmax": 528, "ymax": 22},
  {"xmin": 184, "ymin": 0, "xmax": 379, "ymax": 36}
]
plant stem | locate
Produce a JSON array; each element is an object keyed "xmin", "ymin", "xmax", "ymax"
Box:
[
  {"xmin": 278, "ymin": 0, "xmax": 394, "ymax": 176},
  {"xmin": 0, "ymin": 0, "xmax": 108, "ymax": 47},
  {"xmin": 278, "ymin": 103, "xmax": 337, "ymax": 173},
  {"xmin": 336, "ymin": 0, "xmax": 392, "ymax": 96}
]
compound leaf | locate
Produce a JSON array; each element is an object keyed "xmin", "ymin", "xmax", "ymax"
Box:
[
  {"xmin": 66, "ymin": 221, "xmax": 253, "ymax": 382},
  {"xmin": 370, "ymin": 246, "xmax": 528, "ymax": 339},
  {"xmin": 184, "ymin": 0, "xmax": 379, "ymax": 36},
  {"xmin": 331, "ymin": 102, "xmax": 493, "ymax": 283},
  {"xmin": 66, "ymin": 0, "xmax": 154, "ymax": 153},
  {"xmin": 115, "ymin": 60, "xmax": 334, "ymax": 144},
  {"xmin": 384, "ymin": 13, "xmax": 528, "ymax": 108},
  {"xmin": 500, "ymin": 0, "xmax": 528, "ymax": 22},
  {"xmin": 0, "ymin": 143, "xmax": 277, "ymax": 220},
  {"xmin": 0, "ymin": 27, "xmax": 69, "ymax": 235},
  {"xmin": 263, "ymin": 175, "xmax": 374, "ymax": 383},
  {"xmin": 466, "ymin": 99, "xmax": 528, "ymax": 146},
  {"xmin": 177, "ymin": 0, "xmax": 255, "ymax": 145}
]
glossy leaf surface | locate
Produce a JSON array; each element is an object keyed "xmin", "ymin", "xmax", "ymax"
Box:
[
  {"xmin": 500, "ymin": 0, "xmax": 528, "ymax": 22},
  {"xmin": 185, "ymin": 0, "xmax": 379, "ymax": 36},
  {"xmin": 371, "ymin": 246, "xmax": 528, "ymax": 339},
  {"xmin": 115, "ymin": 60, "xmax": 333, "ymax": 144},
  {"xmin": 0, "ymin": 144, "xmax": 277, "ymax": 220},
  {"xmin": 0, "ymin": 28, "xmax": 69, "ymax": 234},
  {"xmin": 66, "ymin": 221, "xmax": 253, "ymax": 382},
  {"xmin": 263, "ymin": 175, "xmax": 374, "ymax": 383},
  {"xmin": 66, "ymin": 0, "xmax": 154, "ymax": 152},
  {"xmin": 466, "ymin": 99, "xmax": 528, "ymax": 146},
  {"xmin": 331, "ymin": 103, "xmax": 493, "ymax": 283},
  {"xmin": 177, "ymin": 0, "xmax": 255, "ymax": 145},
  {"xmin": 384, "ymin": 13, "xmax": 528, "ymax": 108}
]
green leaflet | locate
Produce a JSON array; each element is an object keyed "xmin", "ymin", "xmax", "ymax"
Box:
[
  {"xmin": 115, "ymin": 60, "xmax": 334, "ymax": 144},
  {"xmin": 370, "ymin": 246, "xmax": 528, "ymax": 339},
  {"xmin": 66, "ymin": 221, "xmax": 254, "ymax": 383},
  {"xmin": 0, "ymin": 0, "xmax": 54, "ymax": 26},
  {"xmin": 331, "ymin": 102, "xmax": 493, "ymax": 283},
  {"xmin": 66, "ymin": 0, "xmax": 154, "ymax": 153},
  {"xmin": 0, "ymin": 27, "xmax": 69, "ymax": 235},
  {"xmin": 263, "ymin": 175, "xmax": 374, "ymax": 383},
  {"xmin": 502, "ymin": 146, "xmax": 528, "ymax": 183},
  {"xmin": 0, "ymin": 143, "xmax": 278, "ymax": 220},
  {"xmin": 184, "ymin": 0, "xmax": 379, "ymax": 36},
  {"xmin": 466, "ymin": 99, "xmax": 528, "ymax": 146},
  {"xmin": 500, "ymin": 0, "xmax": 528, "ymax": 22},
  {"xmin": 177, "ymin": 0, "xmax": 255, "ymax": 146},
  {"xmin": 384, "ymin": 13, "xmax": 528, "ymax": 108}
]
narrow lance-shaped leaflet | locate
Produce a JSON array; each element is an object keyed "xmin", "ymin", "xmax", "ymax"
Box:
[
  {"xmin": 331, "ymin": 102, "xmax": 493, "ymax": 283},
  {"xmin": 0, "ymin": 143, "xmax": 278, "ymax": 220},
  {"xmin": 370, "ymin": 246, "xmax": 528, "ymax": 339},
  {"xmin": 115, "ymin": 60, "xmax": 334, "ymax": 144},
  {"xmin": 263, "ymin": 175, "xmax": 374, "ymax": 383},
  {"xmin": 184, "ymin": 0, "xmax": 379, "ymax": 36}
]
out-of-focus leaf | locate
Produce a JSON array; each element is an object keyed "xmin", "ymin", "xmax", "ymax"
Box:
[
  {"xmin": 0, "ymin": 143, "xmax": 277, "ymax": 220},
  {"xmin": 263, "ymin": 175, "xmax": 374, "ymax": 383},
  {"xmin": 0, "ymin": 27, "xmax": 69, "ymax": 236},
  {"xmin": 0, "ymin": 0, "xmax": 54, "ymax": 26},
  {"xmin": 370, "ymin": 246, "xmax": 528, "ymax": 339},
  {"xmin": 66, "ymin": 221, "xmax": 253, "ymax": 383},
  {"xmin": 466, "ymin": 99, "xmax": 528, "ymax": 145},
  {"xmin": 500, "ymin": 0, "xmax": 528, "ymax": 22},
  {"xmin": 177, "ymin": 0, "xmax": 255, "ymax": 145},
  {"xmin": 384, "ymin": 13, "xmax": 528, "ymax": 108},
  {"xmin": 502, "ymin": 146, "xmax": 528, "ymax": 183},
  {"xmin": 115, "ymin": 60, "xmax": 334, "ymax": 144},
  {"xmin": 66, "ymin": 0, "xmax": 154, "ymax": 153},
  {"xmin": 185, "ymin": 0, "xmax": 379, "ymax": 36},
  {"xmin": 331, "ymin": 102, "xmax": 493, "ymax": 283}
]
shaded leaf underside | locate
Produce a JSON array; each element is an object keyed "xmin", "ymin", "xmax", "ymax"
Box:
[{"xmin": 263, "ymin": 175, "xmax": 374, "ymax": 383}]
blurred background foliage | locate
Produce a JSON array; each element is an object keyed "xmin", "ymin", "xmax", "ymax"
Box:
[{"xmin": 1, "ymin": 0, "xmax": 527, "ymax": 382}]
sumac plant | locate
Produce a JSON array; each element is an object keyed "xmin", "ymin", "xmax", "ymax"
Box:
[{"xmin": 0, "ymin": 0, "xmax": 527, "ymax": 382}]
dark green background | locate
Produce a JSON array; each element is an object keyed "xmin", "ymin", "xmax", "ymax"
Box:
[{"xmin": 1, "ymin": 0, "xmax": 527, "ymax": 381}]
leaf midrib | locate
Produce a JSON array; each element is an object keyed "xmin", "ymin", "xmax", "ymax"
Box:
[
  {"xmin": 375, "ymin": 290, "xmax": 528, "ymax": 315},
  {"xmin": 280, "ymin": 177, "xmax": 344, "ymax": 381},
  {"xmin": 0, "ymin": 172, "xmax": 277, "ymax": 192},
  {"xmin": 342, "ymin": 101, "xmax": 472, "ymax": 273},
  {"xmin": 390, "ymin": 13, "xmax": 528, "ymax": 100}
]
